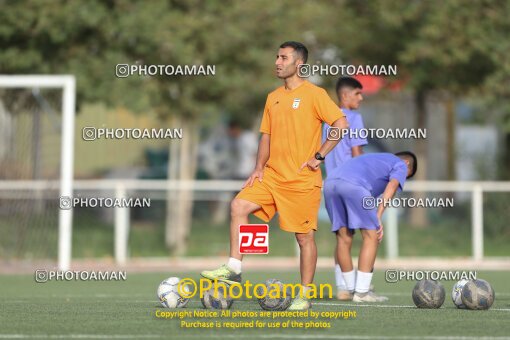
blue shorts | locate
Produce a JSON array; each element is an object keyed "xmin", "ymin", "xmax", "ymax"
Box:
[{"xmin": 323, "ymin": 179, "xmax": 379, "ymax": 233}]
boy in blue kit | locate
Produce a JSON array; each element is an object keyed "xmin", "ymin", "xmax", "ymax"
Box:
[
  {"xmin": 322, "ymin": 77, "xmax": 368, "ymax": 300},
  {"xmin": 324, "ymin": 152, "xmax": 417, "ymax": 302}
]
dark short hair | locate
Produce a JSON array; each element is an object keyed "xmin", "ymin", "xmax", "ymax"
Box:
[
  {"xmin": 279, "ymin": 41, "xmax": 308, "ymax": 63},
  {"xmin": 395, "ymin": 151, "xmax": 418, "ymax": 178},
  {"xmin": 336, "ymin": 76, "xmax": 363, "ymax": 94}
]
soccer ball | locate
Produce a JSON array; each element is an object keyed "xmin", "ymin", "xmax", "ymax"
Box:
[
  {"xmin": 461, "ymin": 279, "xmax": 495, "ymax": 310},
  {"xmin": 157, "ymin": 277, "xmax": 190, "ymax": 308},
  {"xmin": 412, "ymin": 280, "xmax": 445, "ymax": 309},
  {"xmin": 451, "ymin": 279, "xmax": 469, "ymax": 309},
  {"xmin": 201, "ymin": 282, "xmax": 234, "ymax": 309},
  {"xmin": 256, "ymin": 279, "xmax": 292, "ymax": 311}
]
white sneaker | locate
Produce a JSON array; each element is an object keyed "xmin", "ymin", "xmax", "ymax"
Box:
[
  {"xmin": 353, "ymin": 291, "xmax": 389, "ymax": 302},
  {"xmin": 336, "ymin": 290, "xmax": 354, "ymax": 301}
]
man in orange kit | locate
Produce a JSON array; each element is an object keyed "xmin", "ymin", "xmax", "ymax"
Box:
[{"xmin": 201, "ymin": 41, "xmax": 348, "ymax": 310}]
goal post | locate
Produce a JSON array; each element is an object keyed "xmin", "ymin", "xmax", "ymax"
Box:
[{"xmin": 0, "ymin": 75, "xmax": 76, "ymax": 270}]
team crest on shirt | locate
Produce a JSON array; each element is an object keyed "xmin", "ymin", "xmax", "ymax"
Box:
[{"xmin": 292, "ymin": 98, "xmax": 301, "ymax": 109}]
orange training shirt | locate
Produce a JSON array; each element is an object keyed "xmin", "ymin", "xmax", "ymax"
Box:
[{"xmin": 259, "ymin": 80, "xmax": 345, "ymax": 190}]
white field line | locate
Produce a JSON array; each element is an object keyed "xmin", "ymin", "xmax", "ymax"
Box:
[
  {"xmin": 0, "ymin": 335, "xmax": 509, "ymax": 339},
  {"xmin": 7, "ymin": 296, "xmax": 510, "ymax": 311}
]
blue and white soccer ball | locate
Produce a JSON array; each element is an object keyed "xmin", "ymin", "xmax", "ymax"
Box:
[
  {"xmin": 451, "ymin": 279, "xmax": 469, "ymax": 309},
  {"xmin": 157, "ymin": 277, "xmax": 190, "ymax": 308},
  {"xmin": 201, "ymin": 282, "xmax": 234, "ymax": 310},
  {"xmin": 412, "ymin": 280, "xmax": 445, "ymax": 308},
  {"xmin": 257, "ymin": 279, "xmax": 292, "ymax": 311},
  {"xmin": 461, "ymin": 279, "xmax": 495, "ymax": 310}
]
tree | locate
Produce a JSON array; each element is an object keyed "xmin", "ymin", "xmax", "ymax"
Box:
[
  {"xmin": 0, "ymin": 0, "xmax": 338, "ymax": 254},
  {"xmin": 323, "ymin": 0, "xmax": 509, "ymax": 226}
]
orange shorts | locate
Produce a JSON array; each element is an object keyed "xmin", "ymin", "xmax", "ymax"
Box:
[{"xmin": 236, "ymin": 168, "xmax": 321, "ymax": 233}]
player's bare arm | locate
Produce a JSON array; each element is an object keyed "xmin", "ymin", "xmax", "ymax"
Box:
[
  {"xmin": 351, "ymin": 145, "xmax": 363, "ymax": 157},
  {"xmin": 375, "ymin": 178, "xmax": 400, "ymax": 242},
  {"xmin": 300, "ymin": 116, "xmax": 349, "ymax": 171},
  {"xmin": 243, "ymin": 133, "xmax": 270, "ymax": 187}
]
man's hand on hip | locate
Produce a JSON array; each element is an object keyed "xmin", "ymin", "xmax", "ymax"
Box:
[
  {"xmin": 299, "ymin": 158, "xmax": 322, "ymax": 171},
  {"xmin": 243, "ymin": 168, "xmax": 264, "ymax": 188}
]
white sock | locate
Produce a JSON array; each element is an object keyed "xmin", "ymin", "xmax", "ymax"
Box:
[
  {"xmin": 227, "ymin": 257, "xmax": 242, "ymax": 274},
  {"xmin": 302, "ymin": 285, "xmax": 311, "ymax": 298},
  {"xmin": 335, "ymin": 264, "xmax": 347, "ymax": 290},
  {"xmin": 355, "ymin": 271, "xmax": 373, "ymax": 293},
  {"xmin": 342, "ymin": 270, "xmax": 356, "ymax": 292}
]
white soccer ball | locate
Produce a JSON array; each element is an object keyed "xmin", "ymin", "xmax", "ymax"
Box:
[
  {"xmin": 157, "ymin": 277, "xmax": 190, "ymax": 308},
  {"xmin": 451, "ymin": 279, "xmax": 469, "ymax": 309}
]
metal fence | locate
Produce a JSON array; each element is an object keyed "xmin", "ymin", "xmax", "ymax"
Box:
[{"xmin": 1, "ymin": 180, "xmax": 509, "ymax": 269}]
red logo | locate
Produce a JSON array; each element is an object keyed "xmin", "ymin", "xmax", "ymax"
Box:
[{"xmin": 239, "ymin": 224, "xmax": 269, "ymax": 254}]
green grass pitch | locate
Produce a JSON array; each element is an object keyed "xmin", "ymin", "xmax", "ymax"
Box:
[{"xmin": 1, "ymin": 270, "xmax": 509, "ymax": 339}]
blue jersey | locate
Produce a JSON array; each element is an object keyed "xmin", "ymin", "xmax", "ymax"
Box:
[
  {"xmin": 331, "ymin": 153, "xmax": 408, "ymax": 197},
  {"xmin": 322, "ymin": 108, "xmax": 367, "ymax": 178}
]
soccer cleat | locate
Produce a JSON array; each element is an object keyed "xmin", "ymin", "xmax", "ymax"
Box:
[
  {"xmin": 336, "ymin": 285, "xmax": 374, "ymax": 300},
  {"xmin": 353, "ymin": 291, "xmax": 389, "ymax": 302},
  {"xmin": 288, "ymin": 297, "xmax": 311, "ymax": 311},
  {"xmin": 336, "ymin": 290, "xmax": 354, "ymax": 301},
  {"xmin": 200, "ymin": 264, "xmax": 242, "ymax": 285}
]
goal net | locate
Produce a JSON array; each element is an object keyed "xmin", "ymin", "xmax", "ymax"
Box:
[{"xmin": 0, "ymin": 76, "xmax": 75, "ymax": 269}]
